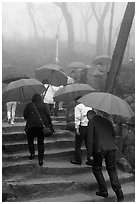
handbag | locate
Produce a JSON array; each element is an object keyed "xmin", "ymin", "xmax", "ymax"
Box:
[{"xmin": 32, "ymin": 103, "xmax": 54, "ymax": 137}]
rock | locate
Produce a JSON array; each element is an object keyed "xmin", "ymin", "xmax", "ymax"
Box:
[
  {"xmin": 117, "ymin": 157, "xmax": 133, "ymax": 173},
  {"xmin": 124, "ymin": 96, "xmax": 133, "ymax": 104}
]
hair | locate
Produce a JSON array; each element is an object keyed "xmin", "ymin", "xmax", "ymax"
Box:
[
  {"xmin": 32, "ymin": 94, "xmax": 42, "ymax": 103},
  {"xmin": 87, "ymin": 109, "xmax": 96, "ymax": 120},
  {"xmin": 75, "ymin": 96, "xmax": 82, "ymax": 102}
]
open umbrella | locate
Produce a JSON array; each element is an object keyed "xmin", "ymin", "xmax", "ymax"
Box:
[
  {"xmin": 53, "ymin": 83, "xmax": 95, "ymax": 103},
  {"xmin": 2, "ymin": 78, "xmax": 46, "ymax": 103},
  {"xmin": 35, "ymin": 64, "xmax": 68, "ymax": 86},
  {"xmin": 78, "ymin": 92, "xmax": 134, "ymax": 118},
  {"xmin": 92, "ymin": 55, "xmax": 111, "ymax": 66},
  {"xmin": 67, "ymin": 61, "xmax": 87, "ymax": 69},
  {"xmin": 2, "ymin": 72, "xmax": 29, "ymax": 84}
]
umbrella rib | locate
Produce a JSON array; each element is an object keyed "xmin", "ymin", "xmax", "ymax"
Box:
[{"xmin": 21, "ymin": 87, "xmax": 27, "ymax": 101}]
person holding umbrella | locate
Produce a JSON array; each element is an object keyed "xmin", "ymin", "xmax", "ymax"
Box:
[
  {"xmin": 23, "ymin": 94, "xmax": 54, "ymax": 166},
  {"xmin": 86, "ymin": 109, "xmax": 124, "ymax": 202}
]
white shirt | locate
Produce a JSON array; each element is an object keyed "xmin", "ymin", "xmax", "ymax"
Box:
[
  {"xmin": 43, "ymin": 85, "xmax": 59, "ymax": 104},
  {"xmin": 75, "ymin": 103, "xmax": 92, "ymax": 129}
]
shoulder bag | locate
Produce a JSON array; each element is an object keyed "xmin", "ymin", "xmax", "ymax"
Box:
[{"xmin": 32, "ymin": 103, "xmax": 54, "ymax": 137}]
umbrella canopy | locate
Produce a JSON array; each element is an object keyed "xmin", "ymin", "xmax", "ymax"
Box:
[
  {"xmin": 35, "ymin": 64, "xmax": 68, "ymax": 86},
  {"xmin": 2, "ymin": 78, "xmax": 46, "ymax": 103},
  {"xmin": 78, "ymin": 92, "xmax": 134, "ymax": 118},
  {"xmin": 53, "ymin": 83, "xmax": 95, "ymax": 103},
  {"xmin": 2, "ymin": 72, "xmax": 29, "ymax": 84},
  {"xmin": 67, "ymin": 61, "xmax": 87, "ymax": 69},
  {"xmin": 92, "ymin": 55, "xmax": 111, "ymax": 66}
]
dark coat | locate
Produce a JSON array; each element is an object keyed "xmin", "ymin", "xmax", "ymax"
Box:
[
  {"xmin": 23, "ymin": 101, "xmax": 53, "ymax": 131},
  {"xmin": 87, "ymin": 115, "xmax": 117, "ymax": 156}
]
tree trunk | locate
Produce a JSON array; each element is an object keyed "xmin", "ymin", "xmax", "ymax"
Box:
[
  {"xmin": 105, "ymin": 2, "xmax": 135, "ymax": 93},
  {"xmin": 96, "ymin": 22, "xmax": 104, "ymax": 55},
  {"xmin": 108, "ymin": 2, "xmax": 115, "ymax": 56},
  {"xmin": 91, "ymin": 3, "xmax": 110, "ymax": 55},
  {"xmin": 26, "ymin": 3, "xmax": 39, "ymax": 38},
  {"xmin": 84, "ymin": 21, "xmax": 89, "ymax": 44},
  {"xmin": 56, "ymin": 3, "xmax": 75, "ymax": 52}
]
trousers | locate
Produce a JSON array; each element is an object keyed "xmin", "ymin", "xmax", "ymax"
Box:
[
  {"xmin": 26, "ymin": 127, "xmax": 44, "ymax": 161},
  {"xmin": 92, "ymin": 150, "xmax": 121, "ymax": 193},
  {"xmin": 7, "ymin": 101, "xmax": 17, "ymax": 122},
  {"xmin": 74, "ymin": 126, "xmax": 88, "ymax": 162}
]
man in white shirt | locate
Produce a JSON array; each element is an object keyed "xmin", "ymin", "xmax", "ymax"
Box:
[{"xmin": 71, "ymin": 96, "xmax": 92, "ymax": 165}]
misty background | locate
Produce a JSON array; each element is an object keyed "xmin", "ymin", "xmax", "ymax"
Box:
[{"xmin": 2, "ymin": 2, "xmax": 135, "ymax": 94}]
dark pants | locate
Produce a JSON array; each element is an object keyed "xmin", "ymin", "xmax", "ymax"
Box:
[
  {"xmin": 74, "ymin": 126, "xmax": 88, "ymax": 162},
  {"xmin": 27, "ymin": 127, "xmax": 44, "ymax": 161},
  {"xmin": 92, "ymin": 150, "xmax": 121, "ymax": 193}
]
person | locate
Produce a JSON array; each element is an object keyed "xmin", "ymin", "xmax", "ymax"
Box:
[
  {"xmin": 71, "ymin": 96, "xmax": 92, "ymax": 165},
  {"xmin": 23, "ymin": 94, "xmax": 53, "ymax": 166},
  {"xmin": 6, "ymin": 101, "xmax": 17, "ymax": 125},
  {"xmin": 87, "ymin": 110, "xmax": 124, "ymax": 202},
  {"xmin": 43, "ymin": 84, "xmax": 60, "ymax": 116}
]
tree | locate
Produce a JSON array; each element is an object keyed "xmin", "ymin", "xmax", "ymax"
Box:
[
  {"xmin": 105, "ymin": 2, "xmax": 135, "ymax": 93},
  {"xmin": 76, "ymin": 3, "xmax": 93, "ymax": 44},
  {"xmin": 55, "ymin": 2, "xmax": 75, "ymax": 52},
  {"xmin": 91, "ymin": 2, "xmax": 110, "ymax": 55},
  {"xmin": 26, "ymin": 3, "xmax": 39, "ymax": 38},
  {"xmin": 107, "ymin": 2, "xmax": 115, "ymax": 56}
]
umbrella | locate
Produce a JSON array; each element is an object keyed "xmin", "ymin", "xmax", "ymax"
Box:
[
  {"xmin": 92, "ymin": 55, "xmax": 111, "ymax": 66},
  {"xmin": 2, "ymin": 72, "xmax": 29, "ymax": 84},
  {"xmin": 78, "ymin": 92, "xmax": 134, "ymax": 118},
  {"xmin": 67, "ymin": 61, "xmax": 87, "ymax": 69},
  {"xmin": 35, "ymin": 64, "xmax": 68, "ymax": 86},
  {"xmin": 2, "ymin": 78, "xmax": 46, "ymax": 103},
  {"xmin": 53, "ymin": 83, "xmax": 95, "ymax": 103}
]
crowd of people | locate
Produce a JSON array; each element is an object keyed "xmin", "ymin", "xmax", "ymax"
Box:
[
  {"xmin": 5, "ymin": 66, "xmax": 125, "ymax": 201},
  {"xmin": 18, "ymin": 92, "xmax": 124, "ymax": 202}
]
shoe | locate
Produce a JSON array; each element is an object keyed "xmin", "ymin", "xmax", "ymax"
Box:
[
  {"xmin": 115, "ymin": 189, "xmax": 124, "ymax": 202},
  {"xmin": 71, "ymin": 160, "xmax": 81, "ymax": 165},
  {"xmin": 28, "ymin": 154, "xmax": 35, "ymax": 160},
  {"xmin": 10, "ymin": 121, "xmax": 14, "ymax": 125},
  {"xmin": 96, "ymin": 191, "xmax": 108, "ymax": 198},
  {"xmin": 39, "ymin": 160, "xmax": 43, "ymax": 166},
  {"xmin": 86, "ymin": 159, "xmax": 93, "ymax": 166}
]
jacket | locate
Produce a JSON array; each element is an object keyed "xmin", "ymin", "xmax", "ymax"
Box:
[
  {"xmin": 23, "ymin": 101, "xmax": 53, "ymax": 131},
  {"xmin": 87, "ymin": 115, "xmax": 117, "ymax": 156}
]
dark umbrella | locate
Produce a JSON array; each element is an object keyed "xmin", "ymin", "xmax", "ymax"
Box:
[
  {"xmin": 2, "ymin": 78, "xmax": 46, "ymax": 103},
  {"xmin": 54, "ymin": 83, "xmax": 95, "ymax": 103},
  {"xmin": 67, "ymin": 61, "xmax": 87, "ymax": 69},
  {"xmin": 35, "ymin": 64, "xmax": 68, "ymax": 86},
  {"xmin": 92, "ymin": 55, "xmax": 111, "ymax": 66},
  {"xmin": 2, "ymin": 72, "xmax": 29, "ymax": 84}
]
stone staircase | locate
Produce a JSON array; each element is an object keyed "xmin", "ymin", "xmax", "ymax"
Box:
[{"xmin": 2, "ymin": 114, "xmax": 135, "ymax": 202}]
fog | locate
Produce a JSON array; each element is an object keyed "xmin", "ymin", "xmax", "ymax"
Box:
[
  {"xmin": 2, "ymin": 2, "xmax": 129, "ymax": 42},
  {"xmin": 2, "ymin": 2, "xmax": 135, "ymax": 78}
]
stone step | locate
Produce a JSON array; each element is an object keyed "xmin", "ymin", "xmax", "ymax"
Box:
[
  {"xmin": 28, "ymin": 182, "xmax": 135, "ymax": 202},
  {"xmin": 3, "ymin": 170, "xmax": 134, "ymax": 202},
  {"xmin": 3, "ymin": 160, "xmax": 93, "ymax": 177},
  {"xmin": 2, "ymin": 147, "xmax": 86, "ymax": 162},
  {"xmin": 2, "ymin": 129, "xmax": 74, "ymax": 142},
  {"xmin": 3, "ymin": 137, "xmax": 75, "ymax": 153},
  {"xmin": 2, "ymin": 121, "xmax": 67, "ymax": 133},
  {"xmin": 13, "ymin": 115, "xmax": 66, "ymax": 122}
]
